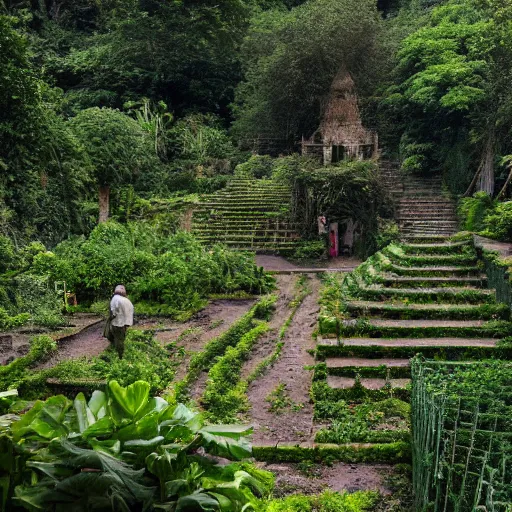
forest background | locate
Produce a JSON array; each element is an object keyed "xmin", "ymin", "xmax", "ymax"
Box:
[{"xmin": 2, "ymin": 0, "xmax": 512, "ymax": 317}]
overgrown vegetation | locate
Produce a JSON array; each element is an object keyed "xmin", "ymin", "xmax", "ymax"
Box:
[
  {"xmin": 0, "ymin": 380, "xmax": 270, "ymax": 511},
  {"xmin": 1, "ymin": 330, "xmax": 181, "ymax": 399},
  {"xmin": 1, "ymin": 222, "xmax": 274, "ymax": 324},
  {"xmin": 412, "ymin": 358, "xmax": 512, "ymax": 511}
]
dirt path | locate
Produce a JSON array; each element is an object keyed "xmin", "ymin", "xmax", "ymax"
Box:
[
  {"xmin": 256, "ymin": 255, "xmax": 361, "ymax": 271},
  {"xmin": 240, "ymin": 275, "xmax": 297, "ymax": 381},
  {"xmin": 34, "ymin": 300, "xmax": 256, "ymax": 372},
  {"xmin": 247, "ymin": 274, "xmax": 320, "ymax": 445},
  {"xmin": 37, "ymin": 321, "xmax": 108, "ymax": 369},
  {"xmin": 258, "ymin": 462, "xmax": 396, "ymax": 496}
]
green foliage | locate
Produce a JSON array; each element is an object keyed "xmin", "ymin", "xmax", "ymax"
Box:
[
  {"xmin": 484, "ymin": 201, "xmax": 512, "ymax": 242},
  {"xmin": 412, "ymin": 358, "xmax": 512, "ymax": 511},
  {"xmin": 202, "ymin": 323, "xmax": 269, "ymax": 422},
  {"xmin": 261, "ymin": 490, "xmax": 380, "ymax": 512},
  {"xmin": 0, "ymin": 309, "xmax": 30, "ymax": 331},
  {"xmin": 253, "ymin": 441, "xmax": 411, "ymax": 463},
  {"xmin": 458, "ymin": 192, "xmax": 496, "ymax": 232},
  {"xmin": 265, "ymin": 383, "xmax": 303, "ymax": 414},
  {"xmin": 175, "ymin": 298, "xmax": 276, "ymax": 402},
  {"xmin": 0, "ymin": 380, "xmax": 267, "ymax": 511},
  {"xmin": 0, "ymin": 335, "xmax": 56, "ymax": 392},
  {"xmin": 235, "ymin": 155, "xmax": 274, "ymax": 179},
  {"xmin": 375, "ymin": 218, "xmax": 400, "ymax": 249},
  {"xmin": 169, "ymin": 114, "xmax": 244, "ymax": 177},
  {"xmin": 293, "ymin": 240, "xmax": 326, "ymax": 260},
  {"xmin": 32, "ymin": 222, "xmax": 273, "ymax": 316},
  {"xmin": 386, "ymin": 0, "xmax": 512, "ymax": 193},
  {"xmin": 314, "ymin": 399, "xmax": 410, "ymax": 444},
  {"xmin": 233, "ymin": 0, "xmax": 384, "ymax": 140},
  {"xmin": 287, "ymin": 160, "xmax": 392, "ymax": 257}
]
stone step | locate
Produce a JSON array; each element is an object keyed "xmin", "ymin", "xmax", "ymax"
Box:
[
  {"xmin": 367, "ymin": 319, "xmax": 485, "ymax": 328},
  {"xmin": 381, "ymin": 276, "xmax": 485, "ymax": 288},
  {"xmin": 316, "ymin": 337, "xmax": 509, "ymax": 360},
  {"xmin": 397, "ymin": 214, "xmax": 457, "ymax": 220},
  {"xmin": 399, "ymin": 198, "xmax": 452, "ymax": 203},
  {"xmin": 196, "ymin": 234, "xmax": 299, "ymax": 241},
  {"xmin": 400, "ymin": 236, "xmax": 453, "ymax": 243},
  {"xmin": 196, "ymin": 204, "xmax": 286, "ymax": 211},
  {"xmin": 320, "ymin": 337, "xmax": 498, "ymax": 348},
  {"xmin": 327, "ymin": 376, "xmax": 410, "ymax": 390},
  {"xmin": 401, "ymin": 230, "xmax": 458, "ymax": 236},
  {"xmin": 399, "ymin": 220, "xmax": 457, "ymax": 225},
  {"xmin": 192, "ymin": 227, "xmax": 299, "ymax": 235},
  {"xmin": 343, "ymin": 318, "xmax": 511, "ymax": 338},
  {"xmin": 345, "ymin": 301, "xmax": 508, "ymax": 320},
  {"xmin": 401, "ymin": 241, "xmax": 470, "ymax": 252},
  {"xmin": 387, "ymin": 264, "xmax": 481, "ymax": 277},
  {"xmin": 383, "ymin": 252, "xmax": 477, "ymax": 267},
  {"xmin": 326, "ymin": 357, "xmax": 410, "ymax": 368},
  {"xmin": 357, "ymin": 286, "xmax": 495, "ymax": 304}
]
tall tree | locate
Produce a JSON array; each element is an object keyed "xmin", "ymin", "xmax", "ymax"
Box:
[
  {"xmin": 386, "ymin": 0, "xmax": 512, "ymax": 195},
  {"xmin": 232, "ymin": 0, "xmax": 385, "ymax": 142},
  {"xmin": 68, "ymin": 107, "xmax": 157, "ymax": 222}
]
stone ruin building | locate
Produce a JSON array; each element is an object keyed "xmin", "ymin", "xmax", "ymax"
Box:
[{"xmin": 302, "ymin": 68, "xmax": 378, "ymax": 164}]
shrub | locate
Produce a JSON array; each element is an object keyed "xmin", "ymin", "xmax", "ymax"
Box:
[
  {"xmin": 235, "ymin": 155, "xmax": 274, "ymax": 179},
  {"xmin": 375, "ymin": 218, "xmax": 400, "ymax": 249},
  {"xmin": 30, "ymin": 222, "xmax": 274, "ymax": 317},
  {"xmin": 458, "ymin": 192, "xmax": 495, "ymax": 232},
  {"xmin": 293, "ymin": 240, "xmax": 326, "ymax": 260},
  {"xmin": 262, "ymin": 490, "xmax": 380, "ymax": 511},
  {"xmin": 484, "ymin": 201, "xmax": 512, "ymax": 241},
  {"xmin": 0, "ymin": 308, "xmax": 30, "ymax": 330},
  {"xmin": 0, "ymin": 235, "xmax": 17, "ymax": 273}
]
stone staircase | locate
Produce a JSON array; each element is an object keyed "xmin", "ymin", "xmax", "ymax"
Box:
[
  {"xmin": 314, "ymin": 235, "xmax": 512, "ymax": 459},
  {"xmin": 380, "ymin": 162, "xmax": 459, "ymax": 236},
  {"xmin": 191, "ymin": 178, "xmax": 300, "ymax": 253},
  {"xmin": 317, "ymin": 235, "xmax": 511, "ymax": 388}
]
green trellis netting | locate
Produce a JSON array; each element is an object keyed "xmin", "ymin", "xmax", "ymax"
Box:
[{"xmin": 411, "ymin": 357, "xmax": 512, "ymax": 512}]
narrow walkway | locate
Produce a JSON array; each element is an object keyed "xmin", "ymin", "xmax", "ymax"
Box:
[{"xmin": 248, "ymin": 274, "xmax": 319, "ymax": 445}]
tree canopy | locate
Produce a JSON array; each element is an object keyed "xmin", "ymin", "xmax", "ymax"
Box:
[{"xmin": 232, "ymin": 0, "xmax": 385, "ymax": 141}]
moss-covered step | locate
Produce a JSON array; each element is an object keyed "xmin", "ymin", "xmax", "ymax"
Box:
[
  {"xmin": 252, "ymin": 441, "xmax": 411, "ymax": 463},
  {"xmin": 400, "ymin": 242, "xmax": 471, "ymax": 255},
  {"xmin": 400, "ymin": 236, "xmax": 454, "ymax": 244},
  {"xmin": 386, "ymin": 264, "xmax": 481, "ymax": 277},
  {"xmin": 382, "ymin": 247, "xmax": 476, "ymax": 267},
  {"xmin": 344, "ymin": 301, "xmax": 509, "ymax": 320},
  {"xmin": 325, "ymin": 357, "xmax": 411, "ymax": 378},
  {"xmin": 355, "ymin": 285, "xmax": 496, "ymax": 304},
  {"xmin": 381, "ymin": 275, "xmax": 486, "ymax": 288},
  {"xmin": 336, "ymin": 319, "xmax": 512, "ymax": 339},
  {"xmin": 315, "ymin": 338, "xmax": 512, "ymax": 361},
  {"xmin": 326, "ymin": 375, "xmax": 411, "ymax": 390}
]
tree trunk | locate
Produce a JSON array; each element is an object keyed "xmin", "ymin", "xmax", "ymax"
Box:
[
  {"xmin": 477, "ymin": 135, "xmax": 495, "ymax": 196},
  {"xmin": 98, "ymin": 185, "xmax": 110, "ymax": 223}
]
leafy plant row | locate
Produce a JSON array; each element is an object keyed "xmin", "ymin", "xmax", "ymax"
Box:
[
  {"xmin": 0, "ymin": 380, "xmax": 270, "ymax": 511},
  {"xmin": 174, "ymin": 296, "xmax": 277, "ymax": 402}
]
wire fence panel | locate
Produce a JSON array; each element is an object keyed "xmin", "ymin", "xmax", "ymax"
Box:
[{"xmin": 412, "ymin": 358, "xmax": 512, "ymax": 512}]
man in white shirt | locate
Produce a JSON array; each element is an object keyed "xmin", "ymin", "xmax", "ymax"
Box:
[{"xmin": 104, "ymin": 284, "xmax": 134, "ymax": 358}]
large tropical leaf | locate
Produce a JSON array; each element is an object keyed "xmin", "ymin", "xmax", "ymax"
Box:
[
  {"xmin": 175, "ymin": 492, "xmax": 220, "ymax": 511},
  {"xmin": 73, "ymin": 393, "xmax": 96, "ymax": 433},
  {"xmin": 200, "ymin": 425, "xmax": 253, "ymax": 441},
  {"xmin": 12, "ymin": 395, "xmax": 71, "ymax": 441},
  {"xmin": 108, "ymin": 380, "xmax": 150, "ymax": 425},
  {"xmin": 199, "ymin": 432, "xmax": 252, "ymax": 460}
]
